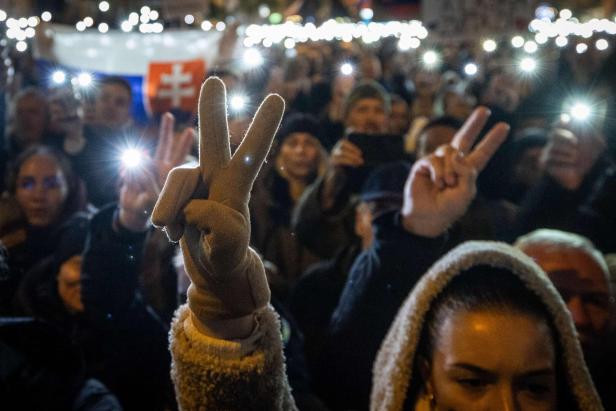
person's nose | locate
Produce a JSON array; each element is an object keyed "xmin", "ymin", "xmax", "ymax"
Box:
[
  {"xmin": 367, "ymin": 109, "xmax": 379, "ymax": 120},
  {"xmin": 568, "ymin": 295, "xmax": 591, "ymax": 329},
  {"xmin": 31, "ymin": 183, "xmax": 47, "ymax": 201},
  {"xmin": 496, "ymin": 385, "xmax": 516, "ymax": 411}
]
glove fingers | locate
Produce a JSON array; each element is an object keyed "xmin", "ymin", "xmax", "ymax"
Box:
[
  {"xmin": 152, "ymin": 166, "xmax": 201, "ymax": 231},
  {"xmin": 229, "ymin": 93, "xmax": 285, "ymax": 197},
  {"xmin": 164, "ymin": 222, "xmax": 185, "ymax": 242},
  {"xmin": 186, "ymin": 248, "xmax": 271, "ymax": 321},
  {"xmin": 198, "ymin": 77, "xmax": 231, "ymax": 180},
  {"xmin": 183, "ymin": 199, "xmax": 249, "ymax": 256}
]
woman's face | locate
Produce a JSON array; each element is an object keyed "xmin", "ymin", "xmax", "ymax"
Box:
[
  {"xmin": 425, "ymin": 310, "xmax": 557, "ymax": 411},
  {"xmin": 15, "ymin": 154, "xmax": 69, "ymax": 227},
  {"xmin": 277, "ymin": 132, "xmax": 322, "ymax": 181}
]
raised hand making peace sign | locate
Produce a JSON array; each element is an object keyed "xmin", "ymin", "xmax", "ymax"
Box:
[
  {"xmin": 118, "ymin": 112, "xmax": 194, "ymax": 232},
  {"xmin": 151, "ymin": 77, "xmax": 285, "ymax": 339},
  {"xmin": 401, "ymin": 107, "xmax": 510, "ymax": 238}
]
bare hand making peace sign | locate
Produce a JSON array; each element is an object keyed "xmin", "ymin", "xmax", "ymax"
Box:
[
  {"xmin": 118, "ymin": 112, "xmax": 194, "ymax": 232},
  {"xmin": 401, "ymin": 107, "xmax": 510, "ymax": 238}
]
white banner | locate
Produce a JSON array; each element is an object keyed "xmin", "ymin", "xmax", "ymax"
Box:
[{"xmin": 50, "ymin": 25, "xmax": 223, "ymax": 76}]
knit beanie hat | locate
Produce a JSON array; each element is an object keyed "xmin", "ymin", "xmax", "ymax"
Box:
[
  {"xmin": 371, "ymin": 241, "xmax": 603, "ymax": 411},
  {"xmin": 275, "ymin": 113, "xmax": 324, "ymax": 147},
  {"xmin": 343, "ymin": 80, "xmax": 391, "ymax": 120}
]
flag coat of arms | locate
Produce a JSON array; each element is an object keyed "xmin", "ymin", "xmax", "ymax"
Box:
[
  {"xmin": 145, "ymin": 59, "xmax": 207, "ymax": 116},
  {"xmin": 42, "ymin": 26, "xmax": 222, "ymax": 123}
]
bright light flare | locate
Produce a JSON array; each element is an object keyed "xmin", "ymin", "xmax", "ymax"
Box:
[
  {"xmin": 422, "ymin": 50, "xmax": 440, "ymax": 68},
  {"xmin": 77, "ymin": 72, "xmax": 93, "ymax": 87},
  {"xmin": 99, "ymin": 1, "xmax": 110, "ymax": 12},
  {"xmin": 51, "ymin": 70, "xmax": 66, "ymax": 84},
  {"xmin": 511, "ymin": 36, "xmax": 525, "ymax": 48},
  {"xmin": 229, "ymin": 94, "xmax": 248, "ymax": 113},
  {"xmin": 243, "ymin": 48, "xmax": 264, "ymax": 68},
  {"xmin": 524, "ymin": 41, "xmax": 538, "ymax": 53},
  {"xmin": 121, "ymin": 149, "xmax": 144, "ymax": 169},
  {"xmin": 569, "ymin": 102, "xmax": 592, "ymax": 122},
  {"xmin": 359, "ymin": 8, "xmax": 374, "ymax": 21},
  {"xmin": 340, "ymin": 62, "xmax": 354, "ymax": 76},
  {"xmin": 519, "ymin": 57, "xmax": 537, "ymax": 73},
  {"xmin": 576, "ymin": 43, "xmax": 588, "ymax": 54},
  {"xmin": 555, "ymin": 36, "xmax": 568, "ymax": 47},
  {"xmin": 596, "ymin": 39, "xmax": 609, "ymax": 51},
  {"xmin": 559, "ymin": 9, "xmax": 572, "ymax": 20},
  {"xmin": 464, "ymin": 62, "xmax": 478, "ymax": 76},
  {"xmin": 16, "ymin": 41, "xmax": 27, "ymax": 52},
  {"xmin": 483, "ymin": 39, "xmax": 497, "ymax": 52}
]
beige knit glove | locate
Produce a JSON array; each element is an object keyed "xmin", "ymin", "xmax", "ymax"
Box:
[{"xmin": 151, "ymin": 77, "xmax": 285, "ymax": 338}]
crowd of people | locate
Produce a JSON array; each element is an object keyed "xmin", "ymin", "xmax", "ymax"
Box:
[{"xmin": 0, "ymin": 19, "xmax": 615, "ymax": 411}]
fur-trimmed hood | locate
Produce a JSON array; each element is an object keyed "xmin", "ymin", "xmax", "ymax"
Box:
[{"xmin": 371, "ymin": 241, "xmax": 603, "ymax": 411}]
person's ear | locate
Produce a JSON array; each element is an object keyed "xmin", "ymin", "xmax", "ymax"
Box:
[
  {"xmin": 419, "ymin": 356, "xmax": 436, "ymax": 406},
  {"xmin": 274, "ymin": 146, "xmax": 288, "ymax": 178}
]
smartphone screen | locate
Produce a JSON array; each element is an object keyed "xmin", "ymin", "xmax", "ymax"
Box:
[
  {"xmin": 345, "ymin": 132, "xmax": 410, "ymax": 192},
  {"xmin": 347, "ymin": 133, "xmax": 407, "ymax": 167}
]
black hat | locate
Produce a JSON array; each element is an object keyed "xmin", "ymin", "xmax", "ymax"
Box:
[
  {"xmin": 276, "ymin": 113, "xmax": 324, "ymax": 147},
  {"xmin": 360, "ymin": 161, "xmax": 411, "ymax": 202}
]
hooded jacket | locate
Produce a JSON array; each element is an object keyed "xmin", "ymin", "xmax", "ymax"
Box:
[{"xmin": 371, "ymin": 241, "xmax": 603, "ymax": 411}]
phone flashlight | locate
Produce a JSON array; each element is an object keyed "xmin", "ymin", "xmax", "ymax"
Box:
[
  {"xmin": 51, "ymin": 70, "xmax": 67, "ymax": 85},
  {"xmin": 229, "ymin": 94, "xmax": 249, "ymax": 114},
  {"xmin": 569, "ymin": 102, "xmax": 592, "ymax": 122},
  {"xmin": 121, "ymin": 148, "xmax": 144, "ymax": 169},
  {"xmin": 422, "ymin": 50, "xmax": 440, "ymax": 68},
  {"xmin": 519, "ymin": 57, "xmax": 537, "ymax": 73},
  {"xmin": 76, "ymin": 72, "xmax": 93, "ymax": 88},
  {"xmin": 243, "ymin": 48, "xmax": 264, "ymax": 69},
  {"xmin": 340, "ymin": 63, "xmax": 354, "ymax": 76}
]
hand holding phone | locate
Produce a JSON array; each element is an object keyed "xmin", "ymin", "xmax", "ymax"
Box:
[
  {"xmin": 330, "ymin": 139, "xmax": 364, "ymax": 168},
  {"xmin": 329, "ymin": 133, "xmax": 408, "ymax": 194},
  {"xmin": 346, "ymin": 133, "xmax": 407, "ymax": 167}
]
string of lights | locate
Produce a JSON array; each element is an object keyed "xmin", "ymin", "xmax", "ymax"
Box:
[
  {"xmin": 1, "ymin": 5, "xmax": 615, "ymax": 54},
  {"xmin": 1, "ymin": 3, "xmax": 615, "ymax": 94}
]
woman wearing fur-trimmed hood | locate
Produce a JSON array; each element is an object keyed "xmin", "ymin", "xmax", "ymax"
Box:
[{"xmin": 372, "ymin": 241, "xmax": 603, "ymax": 411}]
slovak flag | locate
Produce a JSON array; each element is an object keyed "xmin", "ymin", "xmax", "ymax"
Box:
[
  {"xmin": 145, "ymin": 59, "xmax": 207, "ymax": 116},
  {"xmin": 41, "ymin": 25, "xmax": 221, "ymax": 124}
]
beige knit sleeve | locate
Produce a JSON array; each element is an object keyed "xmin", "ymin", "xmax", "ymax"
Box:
[{"xmin": 169, "ymin": 304, "xmax": 297, "ymax": 411}]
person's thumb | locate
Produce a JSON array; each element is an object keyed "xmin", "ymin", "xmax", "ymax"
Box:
[{"xmin": 183, "ymin": 199, "xmax": 248, "ymax": 274}]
